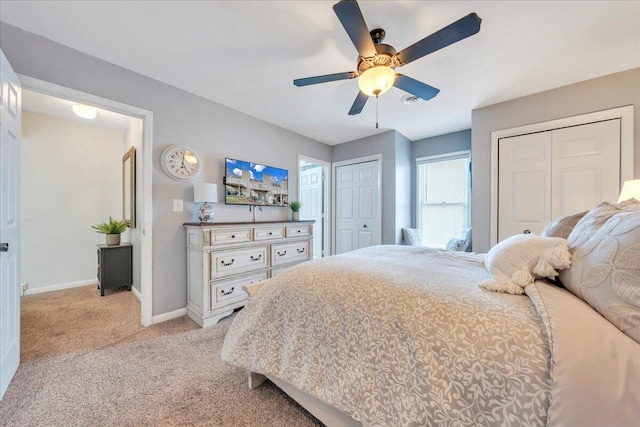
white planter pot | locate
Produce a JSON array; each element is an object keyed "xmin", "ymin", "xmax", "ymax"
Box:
[{"xmin": 106, "ymin": 234, "xmax": 121, "ymax": 246}]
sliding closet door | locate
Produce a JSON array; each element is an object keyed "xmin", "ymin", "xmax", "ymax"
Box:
[{"xmin": 498, "ymin": 132, "xmax": 552, "ymax": 242}]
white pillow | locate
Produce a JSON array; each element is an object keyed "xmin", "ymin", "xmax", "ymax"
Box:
[{"xmin": 478, "ymin": 234, "xmax": 572, "ymax": 295}]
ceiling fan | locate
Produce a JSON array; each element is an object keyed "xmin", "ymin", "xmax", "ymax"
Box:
[{"xmin": 294, "ymin": 0, "xmax": 482, "ymax": 117}]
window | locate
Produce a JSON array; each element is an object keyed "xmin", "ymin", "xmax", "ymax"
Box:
[{"xmin": 416, "ymin": 151, "xmax": 471, "ymax": 248}]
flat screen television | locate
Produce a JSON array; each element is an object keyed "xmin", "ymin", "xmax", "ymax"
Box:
[{"xmin": 224, "ymin": 158, "xmax": 289, "ymax": 206}]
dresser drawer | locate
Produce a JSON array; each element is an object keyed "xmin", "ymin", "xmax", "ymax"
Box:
[
  {"xmin": 210, "ymin": 246, "xmax": 268, "ymax": 278},
  {"xmin": 285, "ymin": 224, "xmax": 311, "ymax": 237},
  {"xmin": 205, "ymin": 228, "xmax": 252, "ymax": 246},
  {"xmin": 211, "ymin": 272, "xmax": 266, "ymax": 306},
  {"xmin": 253, "ymin": 226, "xmax": 285, "ymax": 241},
  {"xmin": 271, "ymin": 241, "xmax": 310, "ymax": 267}
]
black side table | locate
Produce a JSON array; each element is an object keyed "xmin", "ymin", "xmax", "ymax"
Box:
[{"xmin": 97, "ymin": 243, "xmax": 132, "ymax": 296}]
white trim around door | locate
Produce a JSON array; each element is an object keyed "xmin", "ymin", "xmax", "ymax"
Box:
[
  {"xmin": 18, "ymin": 75, "xmax": 154, "ymax": 326},
  {"xmin": 489, "ymin": 105, "xmax": 634, "ymax": 247}
]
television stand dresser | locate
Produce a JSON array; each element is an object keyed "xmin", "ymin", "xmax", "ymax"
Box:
[{"xmin": 184, "ymin": 220, "xmax": 314, "ymax": 327}]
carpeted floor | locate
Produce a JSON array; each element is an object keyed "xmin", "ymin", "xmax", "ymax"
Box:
[{"xmin": 0, "ymin": 285, "xmax": 322, "ymax": 426}]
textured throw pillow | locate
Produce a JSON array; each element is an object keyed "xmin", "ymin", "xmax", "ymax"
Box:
[
  {"xmin": 478, "ymin": 234, "xmax": 572, "ymax": 295},
  {"xmin": 445, "ymin": 237, "xmax": 469, "ymax": 251},
  {"xmin": 566, "ymin": 201, "xmax": 639, "ymax": 250},
  {"xmin": 541, "ymin": 211, "xmax": 588, "ymax": 239},
  {"xmin": 557, "ymin": 204, "xmax": 640, "ymax": 344},
  {"xmin": 402, "ymin": 228, "xmax": 422, "ymax": 246},
  {"xmin": 461, "ymin": 228, "xmax": 473, "ymax": 252}
]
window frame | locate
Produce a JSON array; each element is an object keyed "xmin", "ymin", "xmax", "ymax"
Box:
[{"xmin": 416, "ymin": 150, "xmax": 471, "ymax": 247}]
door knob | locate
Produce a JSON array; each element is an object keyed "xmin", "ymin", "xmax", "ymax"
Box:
[
  {"xmin": 0, "ymin": 242, "xmax": 8, "ymax": 252},
  {"xmin": 523, "ymin": 229, "xmax": 531, "ymax": 234},
  {"xmin": 363, "ymin": 224, "xmax": 368, "ymax": 228}
]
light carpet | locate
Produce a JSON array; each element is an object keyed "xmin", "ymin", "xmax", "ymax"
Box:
[{"xmin": 0, "ymin": 285, "xmax": 322, "ymax": 426}]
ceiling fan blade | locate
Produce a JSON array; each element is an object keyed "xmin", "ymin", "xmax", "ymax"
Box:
[
  {"xmin": 394, "ymin": 74, "xmax": 440, "ymax": 101},
  {"xmin": 333, "ymin": 0, "xmax": 377, "ymax": 58},
  {"xmin": 348, "ymin": 91, "xmax": 369, "ymax": 115},
  {"xmin": 294, "ymin": 71, "xmax": 358, "ymax": 87},
  {"xmin": 396, "ymin": 13, "xmax": 482, "ymax": 66}
]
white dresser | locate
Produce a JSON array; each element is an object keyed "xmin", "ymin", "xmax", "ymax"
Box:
[{"xmin": 184, "ymin": 220, "xmax": 314, "ymax": 327}]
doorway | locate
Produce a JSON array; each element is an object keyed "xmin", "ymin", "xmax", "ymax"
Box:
[
  {"xmin": 19, "ymin": 75, "xmax": 153, "ymax": 326},
  {"xmin": 298, "ymin": 155, "xmax": 329, "ymax": 258}
]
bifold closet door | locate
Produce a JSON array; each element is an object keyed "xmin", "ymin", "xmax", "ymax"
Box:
[
  {"xmin": 498, "ymin": 119, "xmax": 621, "ymax": 242},
  {"xmin": 498, "ymin": 132, "xmax": 552, "ymax": 242},
  {"xmin": 551, "ymin": 119, "xmax": 621, "ymax": 217}
]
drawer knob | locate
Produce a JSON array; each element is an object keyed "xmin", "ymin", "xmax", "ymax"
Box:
[
  {"xmin": 250, "ymin": 254, "xmax": 262, "ymax": 261},
  {"xmin": 277, "ymin": 250, "xmax": 287, "ymax": 256},
  {"xmin": 268, "ymin": 232, "xmax": 273, "ymax": 236},
  {"xmin": 231, "ymin": 234, "xmax": 236, "ymax": 239},
  {"xmin": 220, "ymin": 287, "xmax": 234, "ymax": 296},
  {"xmin": 297, "ymin": 248, "xmax": 305, "ymax": 253},
  {"xmin": 297, "ymin": 230, "xmax": 301, "ymax": 233},
  {"xmin": 220, "ymin": 258, "xmax": 235, "ymax": 266}
]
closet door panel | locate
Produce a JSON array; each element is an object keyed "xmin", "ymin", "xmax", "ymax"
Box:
[
  {"xmin": 498, "ymin": 132, "xmax": 552, "ymax": 242},
  {"xmin": 551, "ymin": 119, "xmax": 621, "ymax": 217}
]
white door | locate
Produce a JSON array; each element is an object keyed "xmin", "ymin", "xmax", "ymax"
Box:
[
  {"xmin": 498, "ymin": 131, "xmax": 552, "ymax": 241},
  {"xmin": 0, "ymin": 50, "xmax": 21, "ymax": 400},
  {"xmin": 335, "ymin": 160, "xmax": 381, "ymax": 254},
  {"xmin": 498, "ymin": 119, "xmax": 621, "ymax": 242},
  {"xmin": 299, "ymin": 165, "xmax": 323, "ymax": 258},
  {"xmin": 551, "ymin": 119, "xmax": 621, "ymax": 216}
]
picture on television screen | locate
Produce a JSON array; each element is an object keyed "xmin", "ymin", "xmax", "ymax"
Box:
[{"xmin": 225, "ymin": 158, "xmax": 289, "ymax": 206}]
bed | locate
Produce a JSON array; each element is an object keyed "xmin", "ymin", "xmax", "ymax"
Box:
[{"xmin": 221, "ymin": 201, "xmax": 640, "ymax": 426}]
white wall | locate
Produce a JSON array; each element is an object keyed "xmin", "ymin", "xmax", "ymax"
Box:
[
  {"xmin": 21, "ymin": 111, "xmax": 122, "ymax": 292},
  {"xmin": 123, "ymin": 116, "xmax": 143, "ymax": 293}
]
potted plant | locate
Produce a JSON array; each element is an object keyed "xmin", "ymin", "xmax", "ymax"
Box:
[
  {"xmin": 289, "ymin": 201, "xmax": 302, "ymax": 221},
  {"xmin": 92, "ymin": 217, "xmax": 128, "ymax": 246}
]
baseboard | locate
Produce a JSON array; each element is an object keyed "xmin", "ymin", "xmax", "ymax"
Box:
[
  {"xmin": 131, "ymin": 286, "xmax": 142, "ymax": 302},
  {"xmin": 152, "ymin": 307, "xmax": 187, "ymax": 324},
  {"xmin": 23, "ymin": 279, "xmax": 96, "ymax": 296}
]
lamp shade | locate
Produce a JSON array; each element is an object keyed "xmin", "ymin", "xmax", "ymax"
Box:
[
  {"xmin": 618, "ymin": 179, "xmax": 640, "ymax": 203},
  {"xmin": 194, "ymin": 183, "xmax": 218, "ymax": 203},
  {"xmin": 358, "ymin": 66, "xmax": 396, "ymax": 97}
]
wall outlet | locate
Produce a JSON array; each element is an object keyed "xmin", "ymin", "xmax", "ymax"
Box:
[
  {"xmin": 20, "ymin": 282, "xmax": 29, "ymax": 296},
  {"xmin": 173, "ymin": 199, "xmax": 183, "ymax": 212}
]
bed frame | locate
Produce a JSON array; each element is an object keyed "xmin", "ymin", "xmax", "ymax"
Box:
[{"xmin": 249, "ymin": 372, "xmax": 362, "ymax": 427}]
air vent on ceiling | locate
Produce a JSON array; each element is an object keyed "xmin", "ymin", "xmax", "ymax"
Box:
[{"xmin": 401, "ymin": 94, "xmax": 420, "ymax": 105}]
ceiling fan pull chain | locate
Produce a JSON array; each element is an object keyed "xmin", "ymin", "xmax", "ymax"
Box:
[{"xmin": 375, "ymin": 95, "xmax": 379, "ymax": 129}]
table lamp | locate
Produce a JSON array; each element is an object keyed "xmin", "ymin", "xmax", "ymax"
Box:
[
  {"xmin": 618, "ymin": 179, "xmax": 640, "ymax": 203},
  {"xmin": 194, "ymin": 183, "xmax": 218, "ymax": 222}
]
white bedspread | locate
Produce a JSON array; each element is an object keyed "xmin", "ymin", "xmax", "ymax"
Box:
[{"xmin": 222, "ymin": 246, "xmax": 552, "ymax": 426}]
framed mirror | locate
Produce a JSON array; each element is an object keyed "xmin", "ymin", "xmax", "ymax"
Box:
[{"xmin": 122, "ymin": 147, "xmax": 136, "ymax": 228}]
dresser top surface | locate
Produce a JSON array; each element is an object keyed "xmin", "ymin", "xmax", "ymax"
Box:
[{"xmin": 184, "ymin": 220, "xmax": 314, "ymax": 227}]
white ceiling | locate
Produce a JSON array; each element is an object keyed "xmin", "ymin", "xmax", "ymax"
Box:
[{"xmin": 2, "ymin": 1, "xmax": 639, "ymax": 145}]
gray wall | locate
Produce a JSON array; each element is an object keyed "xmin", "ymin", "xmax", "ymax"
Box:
[
  {"xmin": 394, "ymin": 132, "xmax": 412, "ymax": 244},
  {"xmin": 1, "ymin": 23, "xmax": 331, "ymax": 316},
  {"xmin": 410, "ymin": 129, "xmax": 471, "ymax": 226},
  {"xmin": 472, "ymin": 68, "xmax": 640, "ymax": 253}
]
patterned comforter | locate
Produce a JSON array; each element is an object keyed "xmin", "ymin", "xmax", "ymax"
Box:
[{"xmin": 222, "ymin": 246, "xmax": 553, "ymax": 426}]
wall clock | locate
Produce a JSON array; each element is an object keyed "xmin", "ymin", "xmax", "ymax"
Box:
[{"xmin": 160, "ymin": 145, "xmax": 202, "ymax": 181}]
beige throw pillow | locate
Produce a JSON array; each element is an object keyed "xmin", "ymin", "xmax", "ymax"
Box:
[
  {"xmin": 541, "ymin": 211, "xmax": 587, "ymax": 239},
  {"xmin": 478, "ymin": 234, "xmax": 572, "ymax": 295},
  {"xmin": 558, "ymin": 205, "xmax": 640, "ymax": 344}
]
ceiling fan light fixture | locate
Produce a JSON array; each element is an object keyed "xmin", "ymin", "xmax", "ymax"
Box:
[{"xmin": 358, "ymin": 66, "xmax": 396, "ymax": 97}]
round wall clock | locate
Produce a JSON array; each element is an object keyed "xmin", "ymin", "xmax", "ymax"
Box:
[{"xmin": 160, "ymin": 145, "xmax": 202, "ymax": 181}]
